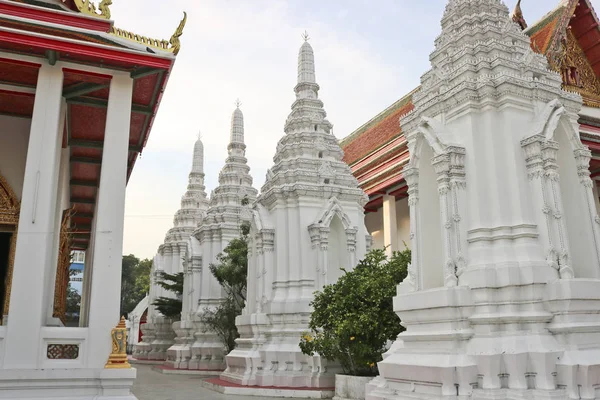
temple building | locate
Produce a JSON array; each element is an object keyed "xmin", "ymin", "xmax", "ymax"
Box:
[
  {"xmin": 333, "ymin": 0, "xmax": 600, "ymax": 398},
  {"xmin": 341, "ymin": 0, "xmax": 600, "ymax": 258},
  {"xmin": 133, "ymin": 134, "xmax": 209, "ymax": 362},
  {"xmin": 0, "ymin": 0, "xmax": 184, "ymax": 398},
  {"xmin": 186, "ymin": 104, "xmax": 258, "ymax": 371},
  {"xmin": 222, "ymin": 37, "xmax": 370, "ymax": 388}
]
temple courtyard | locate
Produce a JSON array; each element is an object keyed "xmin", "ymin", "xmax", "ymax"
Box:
[{"xmin": 132, "ymin": 365, "xmax": 260, "ymax": 400}]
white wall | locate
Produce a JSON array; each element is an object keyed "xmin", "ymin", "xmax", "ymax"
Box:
[{"xmin": 0, "ymin": 115, "xmax": 31, "ymax": 199}]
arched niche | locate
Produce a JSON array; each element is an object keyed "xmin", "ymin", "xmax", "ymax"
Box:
[
  {"xmin": 400, "ymin": 118, "xmax": 467, "ymax": 293},
  {"xmin": 326, "ymin": 215, "xmax": 347, "ymax": 285},
  {"xmin": 522, "ymin": 99, "xmax": 600, "ymax": 279}
]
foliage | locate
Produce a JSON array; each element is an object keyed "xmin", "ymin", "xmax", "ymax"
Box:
[
  {"xmin": 152, "ymin": 271, "xmax": 184, "ymax": 319},
  {"xmin": 120, "ymin": 255, "xmax": 153, "ymax": 317},
  {"xmin": 65, "ymin": 284, "xmax": 81, "ymax": 323},
  {"xmin": 200, "ymin": 297, "xmax": 242, "ymax": 353},
  {"xmin": 299, "ymin": 248, "xmax": 411, "ymax": 377},
  {"xmin": 199, "ymin": 225, "xmax": 249, "ymax": 353}
]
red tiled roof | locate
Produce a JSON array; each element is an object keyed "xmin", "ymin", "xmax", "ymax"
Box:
[{"xmin": 342, "ymin": 91, "xmax": 415, "ymax": 165}]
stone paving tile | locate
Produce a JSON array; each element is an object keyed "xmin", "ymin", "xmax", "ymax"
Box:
[{"xmin": 132, "ymin": 364, "xmax": 276, "ymax": 400}]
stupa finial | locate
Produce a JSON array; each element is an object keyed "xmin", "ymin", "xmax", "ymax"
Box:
[
  {"xmin": 297, "ymin": 34, "xmax": 316, "ymax": 84},
  {"xmin": 230, "ymin": 103, "xmax": 244, "ymax": 144},
  {"xmin": 197, "ymin": 130, "xmax": 202, "ymax": 140},
  {"xmin": 511, "ymin": 0, "xmax": 527, "ymax": 30}
]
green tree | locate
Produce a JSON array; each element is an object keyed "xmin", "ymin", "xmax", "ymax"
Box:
[
  {"xmin": 299, "ymin": 248, "xmax": 411, "ymax": 377},
  {"xmin": 152, "ymin": 271, "xmax": 184, "ymax": 319},
  {"xmin": 120, "ymin": 255, "xmax": 153, "ymax": 317},
  {"xmin": 65, "ymin": 284, "xmax": 81, "ymax": 324},
  {"xmin": 120, "ymin": 254, "xmax": 140, "ymax": 316},
  {"xmin": 199, "ymin": 223, "xmax": 249, "ymax": 353},
  {"xmin": 134, "ymin": 258, "xmax": 152, "ymax": 297}
]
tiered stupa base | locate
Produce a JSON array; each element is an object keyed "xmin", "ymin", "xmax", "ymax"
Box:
[
  {"xmin": 366, "ymin": 280, "xmax": 600, "ymax": 400},
  {"xmin": 188, "ymin": 322, "xmax": 227, "ymax": 371},
  {"xmin": 165, "ymin": 320, "xmax": 194, "ymax": 369},
  {"xmin": 222, "ymin": 313, "xmax": 338, "ymax": 388},
  {"xmin": 148, "ymin": 317, "xmax": 175, "ymax": 361}
]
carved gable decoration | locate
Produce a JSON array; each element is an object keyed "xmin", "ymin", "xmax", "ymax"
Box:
[
  {"xmin": 0, "ymin": 174, "xmax": 20, "ymax": 226},
  {"xmin": 550, "ymin": 30, "xmax": 600, "ymax": 107}
]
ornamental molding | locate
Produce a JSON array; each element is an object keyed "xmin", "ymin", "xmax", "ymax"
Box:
[
  {"xmin": 110, "ymin": 12, "xmax": 187, "ymax": 56},
  {"xmin": 0, "ymin": 173, "xmax": 20, "ymax": 226}
]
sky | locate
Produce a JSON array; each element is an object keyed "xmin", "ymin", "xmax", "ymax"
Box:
[{"xmin": 112, "ymin": 0, "xmax": 599, "ymax": 259}]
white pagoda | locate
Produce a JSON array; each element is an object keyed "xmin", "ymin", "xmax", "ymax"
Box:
[
  {"xmin": 134, "ymin": 135, "xmax": 209, "ymax": 362},
  {"xmin": 222, "ymin": 37, "xmax": 370, "ymax": 388},
  {"xmin": 187, "ymin": 104, "xmax": 258, "ymax": 371},
  {"xmin": 367, "ymin": 0, "xmax": 600, "ymax": 399}
]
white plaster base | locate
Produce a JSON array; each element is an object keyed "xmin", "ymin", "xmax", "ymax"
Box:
[
  {"xmin": 148, "ymin": 317, "xmax": 175, "ymax": 361},
  {"xmin": 165, "ymin": 321, "xmax": 194, "ymax": 369},
  {"xmin": 151, "ymin": 365, "xmax": 221, "ymax": 376},
  {"xmin": 201, "ymin": 379, "xmax": 334, "ymax": 398},
  {"xmin": 333, "ymin": 375, "xmax": 371, "ymax": 400},
  {"xmin": 222, "ymin": 313, "xmax": 338, "ymax": 388},
  {"xmin": 0, "ymin": 368, "xmax": 137, "ymax": 399},
  {"xmin": 189, "ymin": 322, "xmax": 226, "ymax": 371}
]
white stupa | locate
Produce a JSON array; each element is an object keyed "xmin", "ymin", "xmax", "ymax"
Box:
[
  {"xmin": 187, "ymin": 104, "xmax": 259, "ymax": 371},
  {"xmin": 133, "ymin": 134, "xmax": 209, "ymax": 361},
  {"xmin": 222, "ymin": 35, "xmax": 371, "ymax": 388},
  {"xmin": 367, "ymin": 1, "xmax": 600, "ymax": 399}
]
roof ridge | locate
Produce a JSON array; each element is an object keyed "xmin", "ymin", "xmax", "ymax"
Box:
[{"xmin": 340, "ymin": 87, "xmax": 420, "ymax": 147}]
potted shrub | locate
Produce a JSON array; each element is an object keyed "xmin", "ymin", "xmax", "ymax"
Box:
[{"xmin": 300, "ymin": 248, "xmax": 410, "ymax": 400}]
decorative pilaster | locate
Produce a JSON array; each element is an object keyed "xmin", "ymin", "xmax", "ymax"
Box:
[{"xmin": 400, "ymin": 166, "xmax": 419, "ymax": 293}]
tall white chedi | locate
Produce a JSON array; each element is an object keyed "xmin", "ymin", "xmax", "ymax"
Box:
[
  {"xmin": 133, "ymin": 135, "xmax": 209, "ymax": 361},
  {"xmin": 367, "ymin": 1, "xmax": 600, "ymax": 399},
  {"xmin": 222, "ymin": 37, "xmax": 370, "ymax": 388},
  {"xmin": 188, "ymin": 104, "xmax": 258, "ymax": 371}
]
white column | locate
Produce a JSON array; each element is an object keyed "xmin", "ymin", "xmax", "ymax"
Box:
[
  {"xmin": 383, "ymin": 194, "xmax": 398, "ymax": 258},
  {"xmin": 86, "ymin": 72, "xmax": 133, "ymax": 368},
  {"xmin": 4, "ymin": 63, "xmax": 64, "ymax": 369}
]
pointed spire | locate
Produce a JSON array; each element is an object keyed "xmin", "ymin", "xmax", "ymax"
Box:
[
  {"xmin": 298, "ymin": 31, "xmax": 316, "ymax": 84},
  {"xmin": 192, "ymin": 131, "xmax": 204, "ymax": 174},
  {"xmin": 230, "ymin": 101, "xmax": 244, "ymax": 144},
  {"xmin": 511, "ymin": 0, "xmax": 527, "ymax": 30}
]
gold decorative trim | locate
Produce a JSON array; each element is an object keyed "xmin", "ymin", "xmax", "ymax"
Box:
[
  {"xmin": 0, "ymin": 175, "xmax": 20, "ymax": 227},
  {"xmin": 110, "ymin": 12, "xmax": 187, "ymax": 55},
  {"xmin": 52, "ymin": 208, "xmax": 75, "ymax": 325},
  {"xmin": 69, "ymin": 0, "xmax": 112, "ymax": 19},
  {"xmin": 548, "ymin": 27, "xmax": 600, "ymax": 108},
  {"xmin": 105, "ymin": 317, "xmax": 130, "ymax": 369},
  {"xmin": 0, "ymin": 173, "xmax": 19, "ymax": 320},
  {"xmin": 3, "ymin": 232, "xmax": 17, "ymax": 319}
]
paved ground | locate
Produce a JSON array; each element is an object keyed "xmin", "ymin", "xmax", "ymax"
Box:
[{"xmin": 132, "ymin": 364, "xmax": 269, "ymax": 400}]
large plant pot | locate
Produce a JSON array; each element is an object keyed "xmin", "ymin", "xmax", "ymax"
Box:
[{"xmin": 333, "ymin": 374, "xmax": 372, "ymax": 400}]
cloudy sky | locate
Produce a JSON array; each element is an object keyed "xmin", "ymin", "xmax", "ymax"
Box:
[{"xmin": 112, "ymin": 0, "xmax": 597, "ymax": 259}]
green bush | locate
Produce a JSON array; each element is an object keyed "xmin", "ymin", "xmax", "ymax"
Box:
[{"xmin": 299, "ymin": 248, "xmax": 410, "ymax": 376}]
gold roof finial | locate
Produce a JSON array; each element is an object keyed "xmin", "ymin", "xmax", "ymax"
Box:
[
  {"xmin": 511, "ymin": 0, "xmax": 528, "ymax": 30},
  {"xmin": 110, "ymin": 11, "xmax": 187, "ymax": 56},
  {"xmin": 302, "ymin": 30, "xmax": 310, "ymax": 42},
  {"xmin": 170, "ymin": 11, "xmax": 188, "ymax": 56},
  {"xmin": 71, "ymin": 0, "xmax": 111, "ymax": 19}
]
